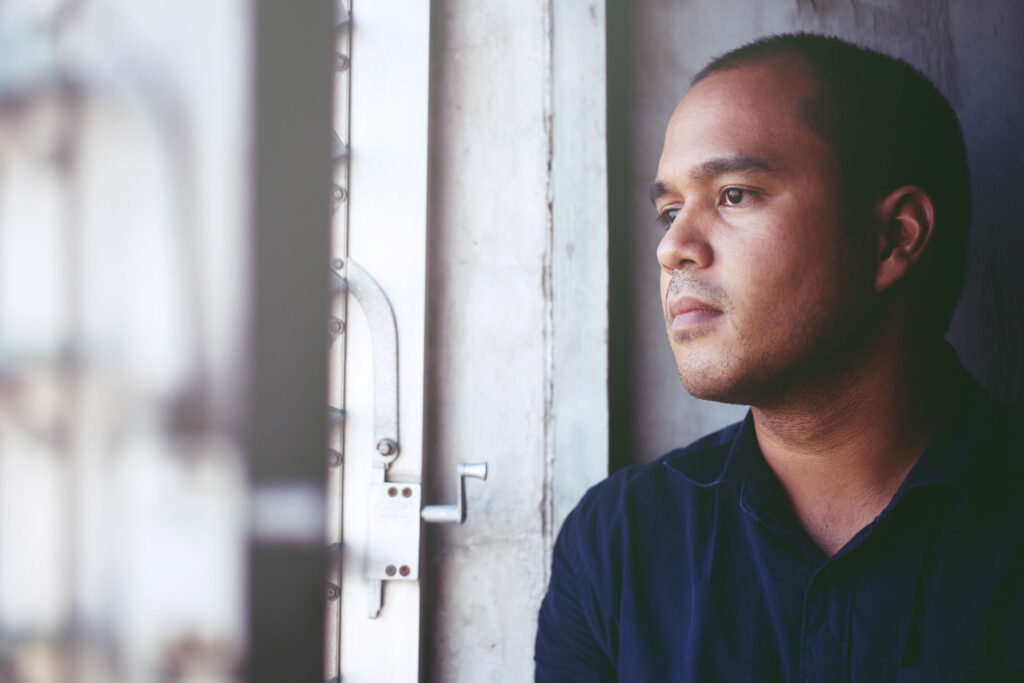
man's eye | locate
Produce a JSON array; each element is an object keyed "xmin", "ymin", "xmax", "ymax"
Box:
[
  {"xmin": 658, "ymin": 208, "xmax": 679, "ymax": 228},
  {"xmin": 722, "ymin": 187, "xmax": 750, "ymax": 206}
]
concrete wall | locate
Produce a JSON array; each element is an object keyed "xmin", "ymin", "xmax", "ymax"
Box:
[
  {"xmin": 422, "ymin": 0, "xmax": 607, "ymax": 680},
  {"xmin": 608, "ymin": 0, "xmax": 1024, "ymax": 468},
  {"xmin": 423, "ymin": 3, "xmax": 552, "ymax": 679}
]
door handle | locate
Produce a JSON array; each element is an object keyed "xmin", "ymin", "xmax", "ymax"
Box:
[{"xmin": 421, "ymin": 462, "xmax": 488, "ymax": 525}]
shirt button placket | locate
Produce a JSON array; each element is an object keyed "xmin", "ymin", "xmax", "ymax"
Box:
[{"xmin": 799, "ymin": 564, "xmax": 851, "ymax": 683}]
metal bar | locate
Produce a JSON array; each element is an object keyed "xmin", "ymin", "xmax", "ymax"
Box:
[
  {"xmin": 335, "ymin": 261, "xmax": 400, "ymax": 478},
  {"xmin": 334, "ymin": 258, "xmax": 401, "ymax": 619}
]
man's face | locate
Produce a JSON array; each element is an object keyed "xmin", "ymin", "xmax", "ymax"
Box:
[{"xmin": 653, "ymin": 57, "xmax": 877, "ymax": 405}]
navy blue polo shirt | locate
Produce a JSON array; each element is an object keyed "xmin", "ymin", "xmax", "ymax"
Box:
[{"xmin": 536, "ymin": 359, "xmax": 1024, "ymax": 682}]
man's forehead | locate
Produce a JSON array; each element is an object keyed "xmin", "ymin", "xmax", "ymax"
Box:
[
  {"xmin": 670, "ymin": 59, "xmax": 815, "ymax": 134},
  {"xmin": 655, "ymin": 58, "xmax": 822, "ymax": 181},
  {"xmin": 677, "ymin": 53, "xmax": 817, "ymax": 113}
]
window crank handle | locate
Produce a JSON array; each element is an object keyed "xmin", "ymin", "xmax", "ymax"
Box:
[{"xmin": 421, "ymin": 462, "xmax": 488, "ymax": 525}]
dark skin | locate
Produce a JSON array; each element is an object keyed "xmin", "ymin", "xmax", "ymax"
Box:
[{"xmin": 653, "ymin": 56, "xmax": 946, "ymax": 556}]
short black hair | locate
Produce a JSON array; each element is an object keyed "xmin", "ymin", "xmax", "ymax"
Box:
[{"xmin": 693, "ymin": 33, "xmax": 971, "ymax": 333}]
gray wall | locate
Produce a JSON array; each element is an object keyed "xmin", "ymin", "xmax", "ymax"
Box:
[
  {"xmin": 423, "ymin": 2, "xmax": 552, "ymax": 678},
  {"xmin": 608, "ymin": 0, "xmax": 1024, "ymax": 469},
  {"xmin": 422, "ymin": 0, "xmax": 608, "ymax": 679}
]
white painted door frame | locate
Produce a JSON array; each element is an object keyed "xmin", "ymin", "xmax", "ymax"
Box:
[{"xmin": 336, "ymin": 1, "xmax": 432, "ymax": 680}]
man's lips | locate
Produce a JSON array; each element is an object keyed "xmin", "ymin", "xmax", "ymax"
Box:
[{"xmin": 667, "ymin": 296, "xmax": 723, "ymax": 332}]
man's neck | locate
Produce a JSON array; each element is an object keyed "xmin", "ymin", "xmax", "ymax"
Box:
[{"xmin": 751, "ymin": 335, "xmax": 949, "ymax": 557}]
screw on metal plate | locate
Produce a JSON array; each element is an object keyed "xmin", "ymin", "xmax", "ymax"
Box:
[
  {"xmin": 385, "ymin": 565, "xmax": 397, "ymax": 577},
  {"xmin": 331, "ymin": 258, "xmax": 345, "ymax": 271},
  {"xmin": 335, "ymin": 52, "xmax": 350, "ymax": 71},
  {"xmin": 326, "ymin": 583, "xmax": 340, "ymax": 600},
  {"xmin": 327, "ymin": 449, "xmax": 342, "ymax": 467},
  {"xmin": 376, "ymin": 438, "xmax": 399, "ymax": 457},
  {"xmin": 332, "ymin": 185, "xmax": 347, "ymax": 202},
  {"xmin": 329, "ymin": 317, "xmax": 345, "ymax": 335}
]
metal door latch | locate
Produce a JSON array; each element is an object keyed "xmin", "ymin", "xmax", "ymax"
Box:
[
  {"xmin": 337, "ymin": 259, "xmax": 489, "ymax": 619},
  {"xmin": 364, "ymin": 461, "xmax": 487, "ymax": 588}
]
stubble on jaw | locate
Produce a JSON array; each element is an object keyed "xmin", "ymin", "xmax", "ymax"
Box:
[
  {"xmin": 671, "ymin": 322, "xmax": 771, "ymax": 406},
  {"xmin": 664, "ymin": 244, "xmax": 871, "ymax": 408}
]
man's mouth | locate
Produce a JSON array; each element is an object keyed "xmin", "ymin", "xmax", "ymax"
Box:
[{"xmin": 667, "ymin": 296, "xmax": 723, "ymax": 332}]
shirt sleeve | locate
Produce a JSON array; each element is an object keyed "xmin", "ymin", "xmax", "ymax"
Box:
[{"xmin": 534, "ymin": 508, "xmax": 616, "ymax": 682}]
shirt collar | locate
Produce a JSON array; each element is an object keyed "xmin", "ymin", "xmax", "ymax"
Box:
[
  {"xmin": 662, "ymin": 415, "xmax": 751, "ymax": 488},
  {"xmin": 895, "ymin": 347, "xmax": 994, "ymax": 512},
  {"xmin": 663, "ymin": 345, "xmax": 998, "ymax": 519}
]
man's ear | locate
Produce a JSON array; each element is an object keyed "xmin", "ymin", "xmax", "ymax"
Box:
[{"xmin": 873, "ymin": 185, "xmax": 935, "ymax": 294}]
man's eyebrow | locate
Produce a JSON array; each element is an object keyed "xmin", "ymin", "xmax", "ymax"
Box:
[
  {"xmin": 688, "ymin": 154, "xmax": 776, "ymax": 182},
  {"xmin": 649, "ymin": 155, "xmax": 776, "ymax": 207},
  {"xmin": 649, "ymin": 180, "xmax": 669, "ymax": 206}
]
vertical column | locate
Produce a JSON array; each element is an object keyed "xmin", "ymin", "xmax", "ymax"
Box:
[
  {"xmin": 420, "ymin": 0, "xmax": 609, "ymax": 677},
  {"xmin": 248, "ymin": 0, "xmax": 333, "ymax": 681},
  {"xmin": 550, "ymin": 0, "xmax": 610, "ymax": 539}
]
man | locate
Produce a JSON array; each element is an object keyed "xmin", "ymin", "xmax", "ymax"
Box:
[{"xmin": 535, "ymin": 34, "xmax": 1024, "ymax": 682}]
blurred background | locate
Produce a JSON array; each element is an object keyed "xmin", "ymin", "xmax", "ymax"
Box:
[
  {"xmin": 0, "ymin": 0, "xmax": 250, "ymax": 680},
  {"xmin": 0, "ymin": 0, "xmax": 1020, "ymax": 681}
]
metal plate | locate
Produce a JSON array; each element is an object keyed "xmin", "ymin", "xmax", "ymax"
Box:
[{"xmin": 365, "ymin": 481, "xmax": 420, "ymax": 580}]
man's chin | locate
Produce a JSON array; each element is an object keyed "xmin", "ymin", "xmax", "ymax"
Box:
[
  {"xmin": 674, "ymin": 352, "xmax": 755, "ymax": 405},
  {"xmin": 679, "ymin": 376, "xmax": 751, "ymax": 405},
  {"xmin": 677, "ymin": 352, "xmax": 809, "ymax": 408},
  {"xmin": 678, "ymin": 367, "xmax": 740, "ymax": 404}
]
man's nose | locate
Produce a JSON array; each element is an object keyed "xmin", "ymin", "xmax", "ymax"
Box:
[{"xmin": 656, "ymin": 209, "xmax": 713, "ymax": 274}]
